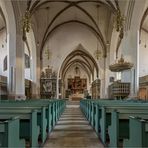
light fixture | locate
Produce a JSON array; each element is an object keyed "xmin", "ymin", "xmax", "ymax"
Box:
[
  {"xmin": 44, "ymin": 7, "xmax": 51, "ymax": 60},
  {"xmin": 114, "ymin": 9, "xmax": 125, "ymax": 39},
  {"xmin": 22, "ymin": 10, "xmax": 31, "ymax": 33},
  {"xmin": 45, "ymin": 45, "xmax": 52, "ymax": 60},
  {"xmin": 94, "ymin": 5, "xmax": 102, "ymax": 60},
  {"xmin": 94, "ymin": 49, "xmax": 102, "ymax": 60},
  {"xmin": 109, "ymin": 54, "xmax": 133, "ymax": 72},
  {"xmin": 115, "ymin": 10, "xmax": 125, "ymax": 32}
]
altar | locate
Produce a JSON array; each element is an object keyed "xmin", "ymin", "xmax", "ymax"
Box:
[
  {"xmin": 66, "ymin": 76, "xmax": 87, "ymax": 100},
  {"xmin": 69, "ymin": 93, "xmax": 84, "ymax": 101}
]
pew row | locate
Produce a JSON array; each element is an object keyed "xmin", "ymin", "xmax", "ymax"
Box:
[
  {"xmin": 0, "ymin": 117, "xmax": 25, "ymax": 147},
  {"xmin": 123, "ymin": 116, "xmax": 148, "ymax": 147},
  {"xmin": 0, "ymin": 99, "xmax": 66, "ymax": 147},
  {"xmin": 80, "ymin": 99, "xmax": 148, "ymax": 148}
]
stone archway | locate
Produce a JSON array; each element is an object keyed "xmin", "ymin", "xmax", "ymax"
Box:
[
  {"xmin": 59, "ymin": 44, "xmax": 99, "ymax": 100},
  {"xmin": 0, "ymin": 0, "xmax": 16, "ymax": 98}
]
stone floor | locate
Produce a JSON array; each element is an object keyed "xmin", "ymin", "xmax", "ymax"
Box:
[{"xmin": 43, "ymin": 105, "xmax": 104, "ymax": 148}]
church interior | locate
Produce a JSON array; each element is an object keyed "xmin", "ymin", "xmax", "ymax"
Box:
[{"xmin": 0, "ymin": 0, "xmax": 148, "ymax": 147}]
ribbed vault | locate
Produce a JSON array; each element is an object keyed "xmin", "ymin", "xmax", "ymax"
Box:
[
  {"xmin": 24, "ymin": 0, "xmax": 119, "ymax": 59},
  {"xmin": 59, "ymin": 44, "xmax": 99, "ymax": 82}
]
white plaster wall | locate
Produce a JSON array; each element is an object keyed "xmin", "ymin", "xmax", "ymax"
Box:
[
  {"xmin": 139, "ymin": 30, "xmax": 148, "ymax": 77},
  {"xmin": 35, "ymin": 4, "xmax": 112, "ymax": 49},
  {"xmin": 0, "ymin": 29, "xmax": 7, "ymax": 77},
  {"xmin": 117, "ymin": 0, "xmax": 147, "ymax": 97},
  {"xmin": 42, "ymin": 23, "xmax": 104, "ymax": 74},
  {"xmin": 0, "ymin": 31, "xmax": 34, "ymax": 84},
  {"xmin": 0, "ymin": 30, "xmax": 31, "ymax": 80},
  {"xmin": 42, "ymin": 23, "xmax": 105, "ymax": 97}
]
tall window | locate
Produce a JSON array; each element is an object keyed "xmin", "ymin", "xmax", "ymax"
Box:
[
  {"xmin": 25, "ymin": 54, "xmax": 30, "ymax": 68},
  {"xmin": 3, "ymin": 55, "xmax": 7, "ymax": 71}
]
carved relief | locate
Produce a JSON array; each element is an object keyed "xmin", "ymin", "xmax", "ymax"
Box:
[{"xmin": 40, "ymin": 66, "xmax": 57, "ymax": 99}]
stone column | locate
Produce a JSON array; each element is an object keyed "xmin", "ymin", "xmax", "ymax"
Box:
[
  {"xmin": 7, "ymin": 32, "xmax": 25, "ymax": 100},
  {"xmin": 100, "ymin": 57, "xmax": 107, "ymax": 98},
  {"xmin": 56, "ymin": 78, "xmax": 59, "ymax": 99},
  {"xmin": 15, "ymin": 33, "xmax": 25, "ymax": 100},
  {"xmin": 27, "ymin": 32, "xmax": 39, "ymax": 99},
  {"xmin": 7, "ymin": 33, "xmax": 16, "ymax": 98},
  {"xmin": 121, "ymin": 30, "xmax": 139, "ymax": 97}
]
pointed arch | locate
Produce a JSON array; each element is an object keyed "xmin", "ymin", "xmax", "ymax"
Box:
[
  {"xmin": 41, "ymin": 20, "xmax": 107, "ymax": 59},
  {"xmin": 59, "ymin": 44, "xmax": 99, "ymax": 81}
]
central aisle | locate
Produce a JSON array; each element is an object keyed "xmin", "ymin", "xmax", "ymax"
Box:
[{"xmin": 44, "ymin": 104, "xmax": 104, "ymax": 148}]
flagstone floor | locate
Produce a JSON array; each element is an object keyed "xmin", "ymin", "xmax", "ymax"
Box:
[{"xmin": 43, "ymin": 104, "xmax": 104, "ymax": 148}]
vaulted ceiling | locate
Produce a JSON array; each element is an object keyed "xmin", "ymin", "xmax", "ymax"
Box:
[
  {"xmin": 22, "ymin": 0, "xmax": 121, "ymax": 58},
  {"xmin": 11, "ymin": 0, "xmax": 124, "ymax": 80}
]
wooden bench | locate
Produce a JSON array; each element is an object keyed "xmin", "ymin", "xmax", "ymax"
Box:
[
  {"xmin": 0, "ymin": 99, "xmax": 66, "ymax": 147},
  {"xmin": 97, "ymin": 103, "xmax": 148, "ymax": 144},
  {"xmin": 0, "ymin": 109, "xmax": 41, "ymax": 147},
  {"xmin": 80, "ymin": 99, "xmax": 148, "ymax": 147},
  {"xmin": 108, "ymin": 109, "xmax": 148, "ymax": 147},
  {"xmin": 0, "ymin": 105, "xmax": 47, "ymax": 144},
  {"xmin": 123, "ymin": 116, "xmax": 148, "ymax": 147},
  {"xmin": 0, "ymin": 117, "xmax": 25, "ymax": 147}
]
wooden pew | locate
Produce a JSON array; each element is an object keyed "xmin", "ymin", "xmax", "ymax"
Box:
[
  {"xmin": 1, "ymin": 99, "xmax": 66, "ymax": 131},
  {"xmin": 98, "ymin": 104, "xmax": 148, "ymax": 145},
  {"xmin": 0, "ymin": 109, "xmax": 40, "ymax": 147},
  {"xmin": 0, "ymin": 105, "xmax": 47, "ymax": 144},
  {"xmin": 80, "ymin": 99, "xmax": 148, "ymax": 147},
  {"xmin": 0, "ymin": 117, "xmax": 25, "ymax": 147},
  {"xmin": 108, "ymin": 109, "xmax": 148, "ymax": 147},
  {"xmin": 123, "ymin": 116, "xmax": 148, "ymax": 147},
  {"xmin": 0, "ymin": 99, "xmax": 66, "ymax": 146}
]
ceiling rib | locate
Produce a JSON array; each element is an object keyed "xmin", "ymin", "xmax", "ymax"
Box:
[
  {"xmin": 41, "ymin": 20, "xmax": 106, "ymax": 59},
  {"xmin": 40, "ymin": 3, "xmax": 106, "ymax": 57},
  {"xmin": 62, "ymin": 59, "xmax": 92, "ymax": 80},
  {"xmin": 59, "ymin": 47, "xmax": 99, "ymax": 79}
]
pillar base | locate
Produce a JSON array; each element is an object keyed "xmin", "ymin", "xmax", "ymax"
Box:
[
  {"xmin": 31, "ymin": 94, "xmax": 40, "ymax": 99},
  {"xmin": 8, "ymin": 94, "xmax": 26, "ymax": 100},
  {"xmin": 128, "ymin": 94, "xmax": 138, "ymax": 99}
]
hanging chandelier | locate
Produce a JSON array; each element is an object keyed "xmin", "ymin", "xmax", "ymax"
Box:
[
  {"xmin": 45, "ymin": 48, "xmax": 52, "ymax": 60},
  {"xmin": 115, "ymin": 10, "xmax": 124, "ymax": 32},
  {"xmin": 22, "ymin": 10, "xmax": 31, "ymax": 33},
  {"xmin": 109, "ymin": 55, "xmax": 133, "ymax": 72},
  {"xmin": 94, "ymin": 49, "xmax": 102, "ymax": 60}
]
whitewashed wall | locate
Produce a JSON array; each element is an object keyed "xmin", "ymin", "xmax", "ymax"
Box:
[
  {"xmin": 0, "ymin": 29, "xmax": 7, "ymax": 76},
  {"xmin": 139, "ymin": 29, "xmax": 148, "ymax": 77},
  {"xmin": 42, "ymin": 23, "xmax": 104, "ymax": 75},
  {"xmin": 0, "ymin": 29, "xmax": 31, "ymax": 80}
]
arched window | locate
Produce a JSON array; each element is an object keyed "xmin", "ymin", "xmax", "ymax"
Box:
[{"xmin": 3, "ymin": 55, "xmax": 7, "ymax": 71}]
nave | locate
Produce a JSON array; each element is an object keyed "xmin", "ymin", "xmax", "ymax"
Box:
[{"xmin": 44, "ymin": 103, "xmax": 104, "ymax": 148}]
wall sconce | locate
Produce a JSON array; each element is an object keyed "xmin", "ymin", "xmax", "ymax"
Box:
[
  {"xmin": 94, "ymin": 49, "xmax": 102, "ymax": 60},
  {"xmin": 45, "ymin": 48, "xmax": 52, "ymax": 60}
]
